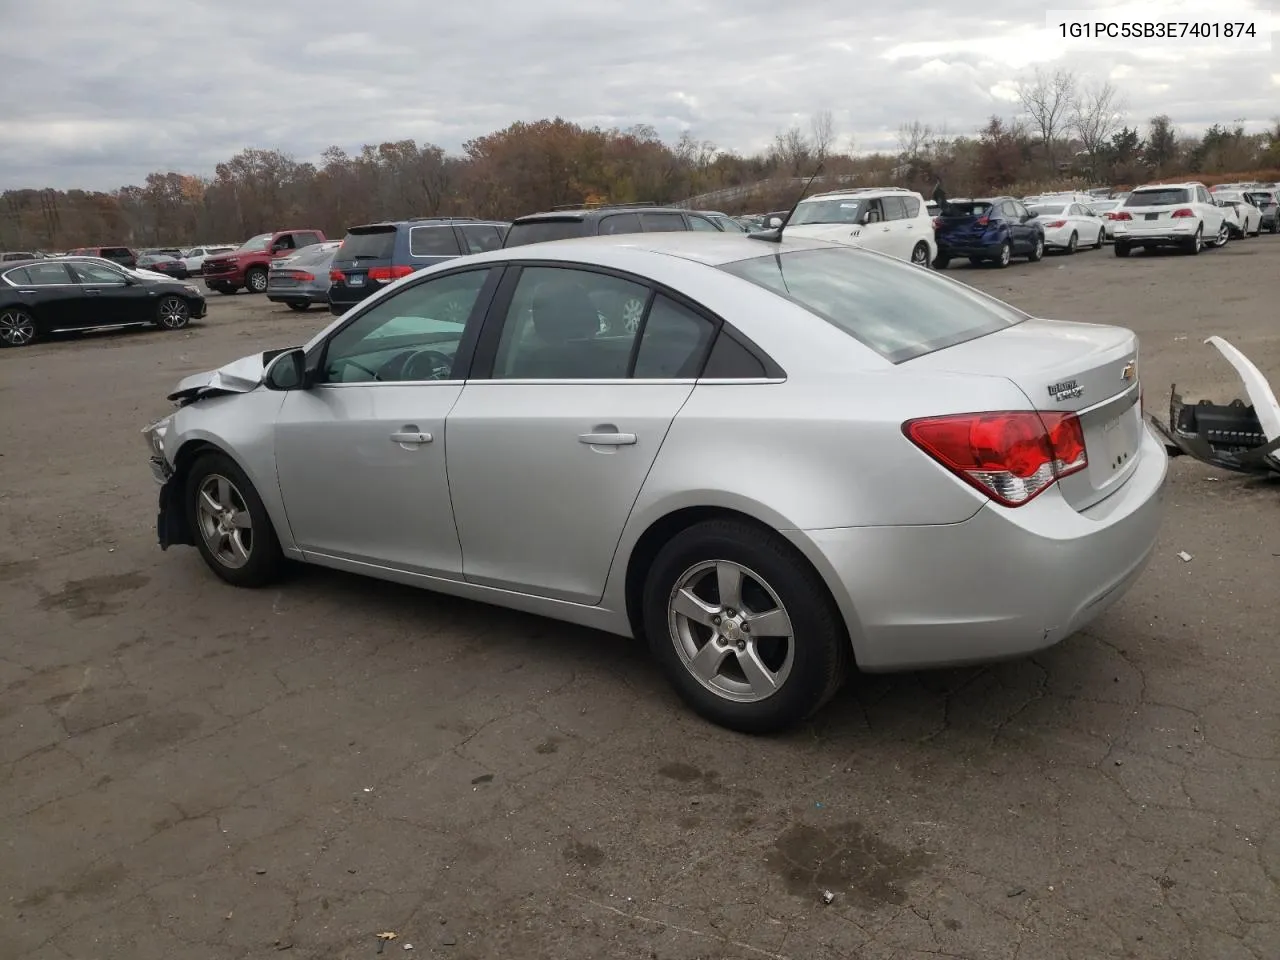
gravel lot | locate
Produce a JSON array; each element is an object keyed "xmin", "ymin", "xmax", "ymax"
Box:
[{"xmin": 2, "ymin": 241, "xmax": 1278, "ymax": 960}]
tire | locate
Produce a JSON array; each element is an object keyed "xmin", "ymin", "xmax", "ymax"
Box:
[
  {"xmin": 933, "ymin": 255, "xmax": 950, "ymax": 270},
  {"xmin": 910, "ymin": 241, "xmax": 930, "ymax": 267},
  {"xmin": 1027, "ymin": 235, "xmax": 1044, "ymax": 262},
  {"xmin": 155, "ymin": 295, "xmax": 190, "ymax": 330},
  {"xmin": 1115, "ymin": 242, "xmax": 1131, "ymax": 258},
  {"xmin": 245, "ymin": 268, "xmax": 268, "ymax": 293},
  {"xmin": 968, "ymin": 256, "xmax": 984, "ymax": 267},
  {"xmin": 995, "ymin": 242, "xmax": 1012, "ymax": 267},
  {"xmin": 1184, "ymin": 227, "xmax": 1203, "ymax": 255},
  {"xmin": 642, "ymin": 518, "xmax": 849, "ymax": 734},
  {"xmin": 0, "ymin": 307, "xmax": 37, "ymax": 347},
  {"xmin": 1066, "ymin": 231, "xmax": 1077, "ymax": 254},
  {"xmin": 1095, "ymin": 229, "xmax": 1105, "ymax": 249},
  {"xmin": 185, "ymin": 451, "xmax": 285, "ymax": 587},
  {"xmin": 1212, "ymin": 222, "xmax": 1229, "ymax": 248},
  {"xmin": 287, "ymin": 302, "xmax": 311, "ymax": 312}
]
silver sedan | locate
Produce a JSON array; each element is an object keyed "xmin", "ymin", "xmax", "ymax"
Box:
[{"xmin": 142, "ymin": 233, "xmax": 1166, "ymax": 733}]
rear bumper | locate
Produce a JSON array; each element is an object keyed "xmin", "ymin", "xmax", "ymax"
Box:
[
  {"xmin": 267, "ymin": 289, "xmax": 327, "ymax": 305},
  {"xmin": 1114, "ymin": 223, "xmax": 1198, "ymax": 245},
  {"xmin": 938, "ymin": 240, "xmax": 1002, "ymax": 259},
  {"xmin": 794, "ymin": 426, "xmax": 1168, "ymax": 671}
]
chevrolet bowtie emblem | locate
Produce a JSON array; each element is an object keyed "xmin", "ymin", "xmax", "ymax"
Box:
[{"xmin": 1121, "ymin": 361, "xmax": 1136, "ymax": 381}]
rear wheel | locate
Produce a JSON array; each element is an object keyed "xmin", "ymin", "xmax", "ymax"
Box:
[
  {"xmin": 185, "ymin": 452, "xmax": 284, "ymax": 587},
  {"xmin": 910, "ymin": 241, "xmax": 930, "ymax": 267},
  {"xmin": 245, "ymin": 268, "xmax": 268, "ymax": 293},
  {"xmin": 287, "ymin": 302, "xmax": 311, "ymax": 312},
  {"xmin": 1095, "ymin": 228, "xmax": 1105, "ymax": 249},
  {"xmin": 1115, "ymin": 242, "xmax": 1131, "ymax": 258},
  {"xmin": 996, "ymin": 242, "xmax": 1012, "ymax": 267},
  {"xmin": 0, "ymin": 307, "xmax": 36, "ymax": 347},
  {"xmin": 1212, "ymin": 222, "xmax": 1229, "ymax": 247},
  {"xmin": 1184, "ymin": 227, "xmax": 1203, "ymax": 255},
  {"xmin": 642, "ymin": 518, "xmax": 849, "ymax": 734},
  {"xmin": 932, "ymin": 255, "xmax": 950, "ymax": 269},
  {"xmin": 968, "ymin": 256, "xmax": 984, "ymax": 267},
  {"xmin": 1027, "ymin": 236, "xmax": 1044, "ymax": 262}
]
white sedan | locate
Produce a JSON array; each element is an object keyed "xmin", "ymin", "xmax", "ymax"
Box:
[
  {"xmin": 1087, "ymin": 200, "xmax": 1122, "ymax": 241},
  {"xmin": 1212, "ymin": 191, "xmax": 1262, "ymax": 237},
  {"xmin": 1029, "ymin": 201, "xmax": 1107, "ymax": 253}
]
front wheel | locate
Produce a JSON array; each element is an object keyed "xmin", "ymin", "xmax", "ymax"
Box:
[
  {"xmin": 185, "ymin": 452, "xmax": 285, "ymax": 587},
  {"xmin": 1212, "ymin": 222, "xmax": 1229, "ymax": 247},
  {"xmin": 156, "ymin": 296, "xmax": 190, "ymax": 329},
  {"xmin": 642, "ymin": 518, "xmax": 849, "ymax": 734},
  {"xmin": 245, "ymin": 268, "xmax": 268, "ymax": 293},
  {"xmin": 0, "ymin": 307, "xmax": 37, "ymax": 347},
  {"xmin": 287, "ymin": 302, "xmax": 311, "ymax": 312},
  {"xmin": 1026, "ymin": 236, "xmax": 1044, "ymax": 262},
  {"xmin": 1095, "ymin": 228, "xmax": 1105, "ymax": 249},
  {"xmin": 910, "ymin": 241, "xmax": 930, "ymax": 267}
]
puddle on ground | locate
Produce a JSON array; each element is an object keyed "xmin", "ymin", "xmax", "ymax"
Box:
[{"xmin": 766, "ymin": 821, "xmax": 933, "ymax": 907}]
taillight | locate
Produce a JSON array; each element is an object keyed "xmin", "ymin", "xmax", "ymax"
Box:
[
  {"xmin": 931, "ymin": 217, "xmax": 941, "ymax": 230},
  {"xmin": 329, "ymin": 269, "xmax": 344, "ymax": 283},
  {"xmin": 1112, "ymin": 212, "xmax": 1132, "ymax": 221},
  {"xmin": 368, "ymin": 265, "xmax": 415, "ymax": 281},
  {"xmin": 975, "ymin": 216, "xmax": 990, "ymax": 226},
  {"xmin": 1171, "ymin": 208, "xmax": 1195, "ymax": 218},
  {"xmin": 287, "ymin": 271, "xmax": 315, "ymax": 282},
  {"xmin": 903, "ymin": 411, "xmax": 1088, "ymax": 507},
  {"xmin": 1045, "ymin": 220, "xmax": 1066, "ymax": 228}
]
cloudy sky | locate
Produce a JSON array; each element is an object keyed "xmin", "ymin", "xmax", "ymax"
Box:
[{"xmin": 2, "ymin": 0, "xmax": 1277, "ymax": 191}]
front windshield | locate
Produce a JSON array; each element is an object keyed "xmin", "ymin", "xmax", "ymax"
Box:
[
  {"xmin": 239, "ymin": 233, "xmax": 272, "ymax": 253},
  {"xmin": 788, "ymin": 198, "xmax": 864, "ymax": 226}
]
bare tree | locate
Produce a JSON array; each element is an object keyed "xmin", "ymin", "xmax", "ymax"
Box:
[
  {"xmin": 809, "ymin": 110, "xmax": 835, "ymax": 163},
  {"xmin": 897, "ymin": 120, "xmax": 933, "ymax": 162},
  {"xmin": 769, "ymin": 126, "xmax": 812, "ymax": 175},
  {"xmin": 1017, "ymin": 68, "xmax": 1078, "ymax": 172},
  {"xmin": 1072, "ymin": 80, "xmax": 1124, "ymax": 172}
]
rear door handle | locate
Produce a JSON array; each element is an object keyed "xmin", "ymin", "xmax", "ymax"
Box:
[
  {"xmin": 18, "ymin": 289, "xmax": 36, "ymax": 295},
  {"xmin": 84, "ymin": 288, "xmax": 102, "ymax": 296},
  {"xmin": 390, "ymin": 429, "xmax": 432, "ymax": 445},
  {"xmin": 579, "ymin": 431, "xmax": 636, "ymax": 446}
]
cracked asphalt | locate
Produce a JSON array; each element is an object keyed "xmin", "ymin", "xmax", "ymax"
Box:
[{"xmin": 2, "ymin": 240, "xmax": 1278, "ymax": 959}]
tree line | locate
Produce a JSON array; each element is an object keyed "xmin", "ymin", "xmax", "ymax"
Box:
[{"xmin": 2, "ymin": 69, "xmax": 1278, "ymax": 251}]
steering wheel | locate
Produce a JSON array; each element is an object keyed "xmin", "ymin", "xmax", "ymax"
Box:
[{"xmin": 398, "ymin": 349, "xmax": 455, "ymax": 381}]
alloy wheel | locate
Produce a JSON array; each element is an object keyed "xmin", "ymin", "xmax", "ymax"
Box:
[
  {"xmin": 0, "ymin": 309, "xmax": 35, "ymax": 346},
  {"xmin": 1216, "ymin": 223, "xmax": 1229, "ymax": 246},
  {"xmin": 911, "ymin": 243, "xmax": 930, "ymax": 267},
  {"xmin": 195, "ymin": 474, "xmax": 254, "ymax": 569},
  {"xmin": 667, "ymin": 559, "xmax": 795, "ymax": 703},
  {"xmin": 247, "ymin": 271, "xmax": 268, "ymax": 292},
  {"xmin": 158, "ymin": 297, "xmax": 190, "ymax": 328}
]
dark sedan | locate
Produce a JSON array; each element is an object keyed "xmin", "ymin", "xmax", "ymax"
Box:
[
  {"xmin": 137, "ymin": 253, "xmax": 190, "ymax": 279},
  {"xmin": 0, "ymin": 257, "xmax": 207, "ymax": 347}
]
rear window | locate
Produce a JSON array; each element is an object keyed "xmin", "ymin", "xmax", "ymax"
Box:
[
  {"xmin": 101, "ymin": 247, "xmax": 131, "ymax": 258},
  {"xmin": 940, "ymin": 201, "xmax": 992, "ymax": 217},
  {"xmin": 339, "ymin": 227, "xmax": 396, "ymax": 260},
  {"xmin": 720, "ymin": 246, "xmax": 1024, "ymax": 364},
  {"xmin": 1126, "ymin": 188, "xmax": 1190, "ymax": 207},
  {"xmin": 1031, "ymin": 204, "xmax": 1066, "ymax": 215},
  {"xmin": 503, "ymin": 219, "xmax": 585, "ymax": 247},
  {"xmin": 290, "ymin": 243, "xmax": 338, "ymax": 266},
  {"xmin": 409, "ymin": 225, "xmax": 462, "ymax": 257}
]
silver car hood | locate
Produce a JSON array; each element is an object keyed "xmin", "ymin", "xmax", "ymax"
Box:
[{"xmin": 167, "ymin": 348, "xmax": 295, "ymax": 403}]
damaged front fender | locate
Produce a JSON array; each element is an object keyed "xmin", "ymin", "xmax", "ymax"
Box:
[
  {"xmin": 167, "ymin": 347, "xmax": 297, "ymax": 405},
  {"xmin": 1148, "ymin": 336, "xmax": 1280, "ymax": 475}
]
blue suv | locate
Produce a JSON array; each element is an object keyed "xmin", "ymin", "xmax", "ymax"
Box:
[
  {"xmin": 328, "ymin": 217, "xmax": 509, "ymax": 315},
  {"xmin": 933, "ymin": 196, "xmax": 1045, "ymax": 269}
]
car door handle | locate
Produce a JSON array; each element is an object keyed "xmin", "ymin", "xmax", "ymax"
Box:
[
  {"xmin": 83, "ymin": 289, "xmax": 101, "ymax": 296},
  {"xmin": 17, "ymin": 289, "xmax": 37, "ymax": 295},
  {"xmin": 389, "ymin": 430, "xmax": 432, "ymax": 445},
  {"xmin": 579, "ymin": 431, "xmax": 637, "ymax": 446}
]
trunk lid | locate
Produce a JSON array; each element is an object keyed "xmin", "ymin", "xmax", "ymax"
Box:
[
  {"xmin": 909, "ymin": 318, "xmax": 1143, "ymax": 510},
  {"xmin": 936, "ymin": 201, "xmax": 997, "ymax": 243},
  {"xmin": 331, "ymin": 225, "xmax": 396, "ymax": 296}
]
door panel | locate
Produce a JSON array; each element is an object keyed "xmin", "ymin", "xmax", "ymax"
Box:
[
  {"xmin": 445, "ymin": 382, "xmax": 693, "ymax": 603},
  {"xmin": 274, "ymin": 384, "xmax": 464, "ymax": 575}
]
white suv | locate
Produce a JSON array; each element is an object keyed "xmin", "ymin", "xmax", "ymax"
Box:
[
  {"xmin": 1111, "ymin": 182, "xmax": 1228, "ymax": 257},
  {"xmin": 782, "ymin": 187, "xmax": 937, "ymax": 267}
]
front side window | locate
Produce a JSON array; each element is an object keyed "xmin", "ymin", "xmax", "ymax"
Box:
[
  {"xmin": 689, "ymin": 215, "xmax": 720, "ymax": 232},
  {"xmin": 239, "ymin": 234, "xmax": 272, "ymax": 253},
  {"xmin": 320, "ymin": 269, "xmax": 491, "ymax": 384},
  {"xmin": 492, "ymin": 267, "xmax": 649, "ymax": 379},
  {"xmin": 632, "ymin": 295, "xmax": 716, "ymax": 379},
  {"xmin": 640, "ymin": 212, "xmax": 687, "ymax": 233},
  {"xmin": 69, "ymin": 262, "xmax": 127, "ymax": 284},
  {"xmin": 720, "ymin": 246, "xmax": 1025, "ymax": 364}
]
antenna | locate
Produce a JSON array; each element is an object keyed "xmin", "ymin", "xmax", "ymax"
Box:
[{"xmin": 749, "ymin": 162, "xmax": 825, "ymax": 243}]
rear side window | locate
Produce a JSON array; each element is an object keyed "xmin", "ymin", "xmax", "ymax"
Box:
[
  {"xmin": 902, "ymin": 196, "xmax": 921, "ymax": 217},
  {"xmin": 640, "ymin": 213, "xmax": 687, "ymax": 232},
  {"xmin": 410, "ymin": 226, "xmax": 462, "ymax": 257},
  {"xmin": 17, "ymin": 262, "xmax": 74, "ymax": 285},
  {"xmin": 881, "ymin": 197, "xmax": 907, "ymax": 220},
  {"xmin": 503, "ymin": 219, "xmax": 584, "ymax": 247},
  {"xmin": 339, "ymin": 228, "xmax": 396, "ymax": 260},
  {"xmin": 293, "ymin": 232, "xmax": 322, "ymax": 248},
  {"xmin": 1126, "ymin": 188, "xmax": 1191, "ymax": 207},
  {"xmin": 688, "ymin": 216, "xmax": 720, "ymax": 232},
  {"xmin": 720, "ymin": 246, "xmax": 1025, "ymax": 364},
  {"xmin": 459, "ymin": 224, "xmax": 504, "ymax": 254},
  {"xmin": 632, "ymin": 295, "xmax": 716, "ymax": 379},
  {"xmin": 599, "ymin": 213, "xmax": 643, "ymax": 235}
]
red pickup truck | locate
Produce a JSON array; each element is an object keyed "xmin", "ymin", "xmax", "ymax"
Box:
[{"xmin": 203, "ymin": 229, "xmax": 326, "ymax": 294}]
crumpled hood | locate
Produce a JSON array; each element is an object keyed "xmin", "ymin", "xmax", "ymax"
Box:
[{"xmin": 167, "ymin": 348, "xmax": 294, "ymax": 403}]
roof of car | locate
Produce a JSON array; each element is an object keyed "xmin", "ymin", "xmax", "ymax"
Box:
[
  {"xmin": 349, "ymin": 217, "xmax": 508, "ymax": 230},
  {"xmin": 511, "ymin": 206, "xmax": 691, "ymax": 223},
  {"xmin": 467, "ymin": 230, "xmax": 841, "ymax": 267}
]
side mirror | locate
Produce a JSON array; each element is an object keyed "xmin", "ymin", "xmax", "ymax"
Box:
[{"xmin": 265, "ymin": 348, "xmax": 307, "ymax": 391}]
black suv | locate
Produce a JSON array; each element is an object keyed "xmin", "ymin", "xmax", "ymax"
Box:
[
  {"xmin": 502, "ymin": 205, "xmax": 736, "ymax": 248},
  {"xmin": 328, "ymin": 217, "xmax": 510, "ymax": 315}
]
